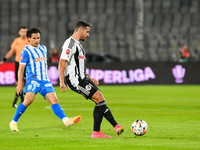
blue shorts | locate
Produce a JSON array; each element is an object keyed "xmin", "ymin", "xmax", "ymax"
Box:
[{"xmin": 24, "ymin": 79, "xmax": 55, "ymax": 98}]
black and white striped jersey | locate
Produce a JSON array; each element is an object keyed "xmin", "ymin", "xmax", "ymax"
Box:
[{"xmin": 60, "ymin": 36, "xmax": 87, "ymax": 86}]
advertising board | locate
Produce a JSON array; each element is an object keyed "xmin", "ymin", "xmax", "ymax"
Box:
[{"xmin": 0, "ymin": 62, "xmax": 199, "ymax": 86}]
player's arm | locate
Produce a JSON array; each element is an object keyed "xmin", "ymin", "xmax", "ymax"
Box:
[
  {"xmin": 58, "ymin": 59, "xmax": 67, "ymax": 92},
  {"xmin": 16, "ymin": 64, "xmax": 26, "ymax": 95},
  {"xmin": 87, "ymin": 73, "xmax": 99, "ymax": 86},
  {"xmin": 0, "ymin": 48, "xmax": 15, "ymax": 65},
  {"xmin": 16, "ymin": 49, "xmax": 28, "ymax": 94}
]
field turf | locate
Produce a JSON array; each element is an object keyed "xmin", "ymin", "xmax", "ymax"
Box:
[{"xmin": 0, "ymin": 85, "xmax": 199, "ymax": 150}]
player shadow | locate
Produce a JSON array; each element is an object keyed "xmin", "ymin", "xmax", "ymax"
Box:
[
  {"xmin": 19, "ymin": 124, "xmax": 80, "ymax": 132},
  {"xmin": 122, "ymin": 135, "xmax": 149, "ymax": 139}
]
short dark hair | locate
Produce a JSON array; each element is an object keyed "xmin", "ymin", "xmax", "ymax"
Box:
[
  {"xmin": 27, "ymin": 27, "xmax": 41, "ymax": 38},
  {"xmin": 18, "ymin": 26, "xmax": 27, "ymax": 32},
  {"xmin": 74, "ymin": 20, "xmax": 92, "ymax": 31}
]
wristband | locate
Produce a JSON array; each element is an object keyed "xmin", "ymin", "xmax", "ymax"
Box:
[{"xmin": 2, "ymin": 57, "xmax": 7, "ymax": 62}]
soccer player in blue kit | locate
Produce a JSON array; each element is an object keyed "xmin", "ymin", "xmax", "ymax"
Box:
[{"xmin": 9, "ymin": 27, "xmax": 81, "ymax": 131}]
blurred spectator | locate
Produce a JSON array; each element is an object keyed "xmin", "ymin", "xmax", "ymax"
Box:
[
  {"xmin": 179, "ymin": 45, "xmax": 190, "ymax": 62},
  {"xmin": 50, "ymin": 48, "xmax": 60, "ymax": 63}
]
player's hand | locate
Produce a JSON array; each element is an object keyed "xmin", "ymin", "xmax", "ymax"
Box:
[
  {"xmin": 0, "ymin": 61, "xmax": 4, "ymax": 65},
  {"xmin": 16, "ymin": 84, "xmax": 23, "ymax": 95},
  {"xmin": 91, "ymin": 78, "xmax": 99, "ymax": 86},
  {"xmin": 60, "ymin": 82, "xmax": 67, "ymax": 92}
]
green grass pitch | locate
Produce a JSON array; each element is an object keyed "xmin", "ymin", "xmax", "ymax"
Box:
[{"xmin": 0, "ymin": 85, "xmax": 199, "ymax": 150}]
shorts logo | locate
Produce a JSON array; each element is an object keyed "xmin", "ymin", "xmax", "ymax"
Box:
[
  {"xmin": 31, "ymin": 81, "xmax": 40, "ymax": 87},
  {"xmin": 45, "ymin": 83, "xmax": 52, "ymax": 87},
  {"xmin": 66, "ymin": 49, "xmax": 70, "ymax": 55},
  {"xmin": 85, "ymin": 84, "xmax": 92, "ymax": 91}
]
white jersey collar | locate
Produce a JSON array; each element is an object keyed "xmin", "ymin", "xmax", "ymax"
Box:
[{"xmin": 71, "ymin": 36, "xmax": 80, "ymax": 44}]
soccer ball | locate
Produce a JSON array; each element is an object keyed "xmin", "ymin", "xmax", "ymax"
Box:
[{"xmin": 131, "ymin": 120, "xmax": 148, "ymax": 136}]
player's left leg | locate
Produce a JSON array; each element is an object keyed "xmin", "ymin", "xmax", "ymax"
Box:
[
  {"xmin": 91, "ymin": 91, "xmax": 124, "ymax": 135},
  {"xmin": 43, "ymin": 86, "xmax": 81, "ymax": 127}
]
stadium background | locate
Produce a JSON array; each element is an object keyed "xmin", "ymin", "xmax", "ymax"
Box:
[{"xmin": 0, "ymin": 0, "xmax": 200, "ymax": 85}]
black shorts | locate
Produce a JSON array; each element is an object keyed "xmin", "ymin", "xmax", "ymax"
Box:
[
  {"xmin": 65, "ymin": 77, "xmax": 99, "ymax": 99},
  {"xmin": 15, "ymin": 61, "xmax": 26, "ymax": 81}
]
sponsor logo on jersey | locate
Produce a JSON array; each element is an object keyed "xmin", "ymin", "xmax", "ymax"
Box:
[
  {"xmin": 66, "ymin": 49, "xmax": 70, "ymax": 55},
  {"xmin": 35, "ymin": 57, "xmax": 46, "ymax": 62},
  {"xmin": 79, "ymin": 55, "xmax": 86, "ymax": 59}
]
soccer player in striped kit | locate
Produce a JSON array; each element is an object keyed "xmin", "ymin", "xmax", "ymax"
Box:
[
  {"xmin": 9, "ymin": 27, "xmax": 81, "ymax": 131},
  {"xmin": 58, "ymin": 20, "xmax": 124, "ymax": 138}
]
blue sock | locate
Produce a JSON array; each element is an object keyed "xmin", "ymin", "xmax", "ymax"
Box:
[
  {"xmin": 51, "ymin": 104, "xmax": 67, "ymax": 120},
  {"xmin": 13, "ymin": 103, "xmax": 27, "ymax": 122}
]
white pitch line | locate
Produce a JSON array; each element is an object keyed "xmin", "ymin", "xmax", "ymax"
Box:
[{"xmin": 44, "ymin": 106, "xmax": 92, "ymax": 111}]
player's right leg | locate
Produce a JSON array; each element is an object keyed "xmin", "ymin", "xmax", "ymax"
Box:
[
  {"xmin": 12, "ymin": 62, "xmax": 20, "ymax": 108},
  {"xmin": 9, "ymin": 79, "xmax": 39, "ymax": 131},
  {"xmin": 91, "ymin": 105, "xmax": 111, "ymax": 138},
  {"xmin": 9, "ymin": 92, "xmax": 35, "ymax": 131},
  {"xmin": 13, "ymin": 91, "xmax": 19, "ymax": 108}
]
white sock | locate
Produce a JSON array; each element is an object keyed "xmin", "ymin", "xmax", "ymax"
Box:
[
  {"xmin": 11, "ymin": 120, "xmax": 17, "ymax": 124},
  {"xmin": 62, "ymin": 117, "xmax": 69, "ymax": 123}
]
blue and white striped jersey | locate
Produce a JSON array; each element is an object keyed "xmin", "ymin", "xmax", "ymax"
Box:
[{"xmin": 20, "ymin": 44, "xmax": 50, "ymax": 81}]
